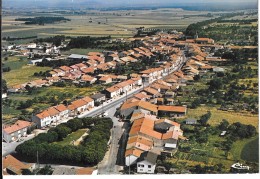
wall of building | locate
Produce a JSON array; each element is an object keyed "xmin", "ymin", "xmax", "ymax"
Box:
[{"xmin": 137, "ymin": 160, "xmax": 156, "ymax": 173}]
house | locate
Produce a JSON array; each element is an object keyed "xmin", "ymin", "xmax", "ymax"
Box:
[
  {"xmin": 68, "ymin": 54, "xmax": 88, "ymax": 60},
  {"xmin": 90, "ymin": 93, "xmax": 106, "ymax": 106},
  {"xmin": 80, "ymin": 75, "xmax": 97, "ymax": 84},
  {"xmin": 7, "ymin": 84, "xmax": 26, "ymax": 93},
  {"xmin": 213, "ymin": 67, "xmax": 225, "ymax": 72},
  {"xmin": 105, "ymin": 86, "xmax": 122, "ymax": 98},
  {"xmin": 158, "ymin": 105, "xmax": 187, "ymax": 117},
  {"xmin": 53, "ymin": 104, "xmax": 69, "ymax": 119},
  {"xmin": 70, "ymin": 99, "xmax": 89, "ymax": 115},
  {"xmin": 59, "ymin": 66, "xmax": 73, "ymax": 73},
  {"xmin": 99, "ymin": 76, "xmax": 113, "ymax": 84},
  {"xmin": 143, "ymin": 87, "xmax": 162, "ymax": 98},
  {"xmin": 137, "ymin": 151, "xmax": 158, "ymax": 174},
  {"xmin": 125, "ymin": 148, "xmax": 144, "ymax": 166},
  {"xmin": 131, "ymin": 77, "xmax": 143, "ymax": 86},
  {"xmin": 81, "ymin": 67, "xmax": 96, "ymax": 75},
  {"xmin": 119, "ymin": 100, "xmax": 158, "ymax": 119},
  {"xmin": 3, "ymin": 155, "xmax": 35, "ymax": 175},
  {"xmin": 3, "ymin": 120, "xmax": 32, "ymax": 143},
  {"xmin": 82, "ymin": 96, "xmax": 95, "ymax": 109},
  {"xmin": 126, "ymin": 135, "xmax": 154, "ymax": 152},
  {"xmin": 32, "ymin": 106, "xmax": 61, "ymax": 129},
  {"xmin": 133, "ymin": 92, "xmax": 151, "ymax": 101},
  {"xmin": 185, "ymin": 118, "xmax": 197, "ymax": 125}
]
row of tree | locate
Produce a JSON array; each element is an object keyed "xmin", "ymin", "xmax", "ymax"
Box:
[
  {"xmin": 15, "ymin": 17, "xmax": 70, "ymax": 25},
  {"xmin": 15, "ymin": 117, "xmax": 113, "ymax": 165}
]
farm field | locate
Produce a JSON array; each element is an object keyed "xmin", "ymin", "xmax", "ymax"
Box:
[
  {"xmin": 187, "ymin": 106, "xmax": 259, "ymax": 130},
  {"xmin": 2, "ymin": 57, "xmax": 52, "ymax": 86},
  {"xmin": 2, "ymin": 8, "xmax": 217, "ymax": 45}
]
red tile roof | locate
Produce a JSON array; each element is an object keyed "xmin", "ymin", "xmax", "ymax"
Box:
[
  {"xmin": 3, "ymin": 120, "xmax": 31, "ymax": 134},
  {"xmin": 158, "ymin": 105, "xmax": 186, "ymax": 113},
  {"xmin": 3, "ymin": 155, "xmax": 33, "ymax": 175}
]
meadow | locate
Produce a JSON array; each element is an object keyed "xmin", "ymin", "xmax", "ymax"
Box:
[{"xmin": 2, "ymin": 56, "xmax": 52, "ymax": 86}]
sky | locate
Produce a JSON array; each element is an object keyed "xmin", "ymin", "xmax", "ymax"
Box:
[{"xmin": 3, "ymin": 0, "xmax": 258, "ymax": 9}]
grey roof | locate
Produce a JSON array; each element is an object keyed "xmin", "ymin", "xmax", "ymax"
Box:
[
  {"xmin": 185, "ymin": 118, "xmax": 197, "ymax": 122},
  {"xmin": 90, "ymin": 93, "xmax": 105, "ymax": 100},
  {"xmin": 52, "ymin": 167, "xmax": 76, "ymax": 175},
  {"xmin": 137, "ymin": 151, "xmax": 158, "ymax": 165},
  {"xmin": 68, "ymin": 54, "xmax": 88, "ymax": 59}
]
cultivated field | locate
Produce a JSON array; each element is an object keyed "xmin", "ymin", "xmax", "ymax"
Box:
[
  {"xmin": 187, "ymin": 106, "xmax": 259, "ymax": 130},
  {"xmin": 2, "ymin": 8, "xmax": 217, "ymax": 45}
]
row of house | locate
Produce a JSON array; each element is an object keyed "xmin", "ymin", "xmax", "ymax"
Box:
[{"xmin": 31, "ymin": 97, "xmax": 94, "ymax": 128}]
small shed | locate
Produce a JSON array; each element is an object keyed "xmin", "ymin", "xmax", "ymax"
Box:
[{"xmin": 185, "ymin": 118, "xmax": 197, "ymax": 125}]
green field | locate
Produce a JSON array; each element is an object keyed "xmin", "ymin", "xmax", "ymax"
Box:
[
  {"xmin": 239, "ymin": 136, "xmax": 259, "ymax": 162},
  {"xmin": 2, "ymin": 56, "xmax": 52, "ymax": 86},
  {"xmin": 53, "ymin": 129, "xmax": 88, "ymax": 146}
]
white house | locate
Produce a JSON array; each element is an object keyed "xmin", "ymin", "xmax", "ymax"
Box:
[
  {"xmin": 32, "ymin": 107, "xmax": 60, "ymax": 128},
  {"xmin": 3, "ymin": 120, "xmax": 32, "ymax": 143},
  {"xmin": 54, "ymin": 104, "xmax": 69, "ymax": 119},
  {"xmin": 137, "ymin": 151, "xmax": 158, "ymax": 174},
  {"xmin": 125, "ymin": 148, "xmax": 144, "ymax": 166}
]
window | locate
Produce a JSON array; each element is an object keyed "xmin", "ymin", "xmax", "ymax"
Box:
[
  {"xmin": 138, "ymin": 164, "xmax": 144, "ymax": 168},
  {"xmin": 148, "ymin": 165, "xmax": 152, "ymax": 168},
  {"xmin": 140, "ymin": 169, "xmax": 143, "ymax": 171}
]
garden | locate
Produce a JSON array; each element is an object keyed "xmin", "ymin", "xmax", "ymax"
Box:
[{"xmin": 15, "ymin": 117, "xmax": 113, "ymax": 166}]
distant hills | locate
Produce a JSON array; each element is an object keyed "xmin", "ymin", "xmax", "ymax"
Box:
[{"xmin": 3, "ymin": 0, "xmax": 258, "ymax": 11}]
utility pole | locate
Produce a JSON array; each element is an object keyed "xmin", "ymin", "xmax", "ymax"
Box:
[
  {"xmin": 128, "ymin": 156, "xmax": 130, "ymax": 174},
  {"xmin": 36, "ymin": 150, "xmax": 39, "ymax": 169},
  {"xmin": 125, "ymin": 90, "xmax": 127, "ymax": 102}
]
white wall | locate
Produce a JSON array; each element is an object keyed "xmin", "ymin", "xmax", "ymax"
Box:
[
  {"xmin": 125, "ymin": 155, "xmax": 138, "ymax": 166},
  {"xmin": 137, "ymin": 160, "xmax": 156, "ymax": 174}
]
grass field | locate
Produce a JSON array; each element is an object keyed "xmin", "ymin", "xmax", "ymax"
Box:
[
  {"xmin": 230, "ymin": 136, "xmax": 259, "ymax": 163},
  {"xmin": 3, "ymin": 65, "xmax": 51, "ymax": 86},
  {"xmin": 53, "ymin": 129, "xmax": 88, "ymax": 146},
  {"xmin": 2, "ymin": 56, "xmax": 52, "ymax": 86},
  {"xmin": 187, "ymin": 106, "xmax": 259, "ymax": 129}
]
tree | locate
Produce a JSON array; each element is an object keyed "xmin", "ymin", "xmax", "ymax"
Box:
[
  {"xmin": 199, "ymin": 111, "xmax": 211, "ymax": 126},
  {"xmin": 36, "ymin": 165, "xmax": 53, "ymax": 175},
  {"xmin": 66, "ymin": 118, "xmax": 83, "ymax": 132},
  {"xmin": 54, "ymin": 124, "xmax": 72, "ymax": 140},
  {"xmin": 218, "ymin": 119, "xmax": 229, "ymax": 130},
  {"xmin": 2, "ymin": 79, "xmax": 8, "ymax": 93},
  {"xmin": 208, "ymin": 79, "xmax": 223, "ymax": 90}
]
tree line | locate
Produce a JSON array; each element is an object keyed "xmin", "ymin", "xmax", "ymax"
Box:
[
  {"xmin": 185, "ymin": 12, "xmax": 244, "ymax": 36},
  {"xmin": 15, "ymin": 117, "xmax": 113, "ymax": 166},
  {"xmin": 15, "ymin": 17, "xmax": 70, "ymax": 25}
]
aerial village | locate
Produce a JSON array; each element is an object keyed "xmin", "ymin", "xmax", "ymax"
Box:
[{"xmin": 2, "ymin": 30, "xmax": 231, "ymax": 175}]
